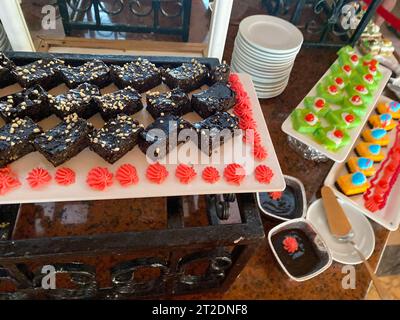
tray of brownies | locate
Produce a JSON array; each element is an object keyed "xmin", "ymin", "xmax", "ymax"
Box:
[{"xmin": 0, "ymin": 52, "xmax": 285, "ymax": 204}]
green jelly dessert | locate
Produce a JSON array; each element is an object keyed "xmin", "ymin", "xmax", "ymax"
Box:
[
  {"xmin": 314, "ymin": 127, "xmax": 350, "ymax": 151},
  {"xmin": 330, "ymin": 62, "xmax": 355, "ymax": 79},
  {"xmin": 291, "ymin": 109, "xmax": 321, "ymax": 134},
  {"xmin": 316, "ymin": 82, "xmax": 344, "ymax": 104},
  {"xmin": 353, "ymin": 71, "xmax": 379, "ymax": 92},
  {"xmin": 304, "ymin": 96, "xmax": 330, "ymax": 116},
  {"xmin": 342, "ymin": 94, "xmax": 368, "ymax": 116},
  {"xmin": 337, "ymin": 46, "xmax": 361, "ymax": 68},
  {"xmin": 357, "ymin": 59, "xmax": 382, "ymax": 81},
  {"xmin": 345, "ymin": 83, "xmax": 373, "ymax": 104},
  {"xmin": 325, "ymin": 74, "xmax": 348, "ymax": 91},
  {"xmin": 325, "ymin": 109, "xmax": 361, "ymax": 129}
]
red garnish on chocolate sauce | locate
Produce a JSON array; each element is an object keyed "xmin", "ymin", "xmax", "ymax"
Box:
[
  {"xmin": 27, "ymin": 168, "xmax": 51, "ymax": 189},
  {"xmin": 116, "ymin": 164, "xmax": 139, "ymax": 187},
  {"xmin": 202, "ymin": 166, "xmax": 220, "ymax": 184},
  {"xmin": 86, "ymin": 167, "xmax": 113, "ymax": 191},
  {"xmin": 269, "ymin": 191, "xmax": 282, "ymax": 200},
  {"xmin": 283, "ymin": 236, "xmax": 299, "ymax": 253}
]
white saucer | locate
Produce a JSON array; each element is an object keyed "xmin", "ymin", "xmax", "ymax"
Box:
[
  {"xmin": 306, "ymin": 199, "xmax": 375, "ymax": 265},
  {"xmin": 239, "ymin": 15, "xmax": 303, "ymax": 53}
]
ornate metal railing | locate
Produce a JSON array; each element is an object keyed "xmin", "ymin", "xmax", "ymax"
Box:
[
  {"xmin": 57, "ymin": 0, "xmax": 192, "ymax": 41},
  {"xmin": 262, "ymin": 0, "xmax": 383, "ymax": 47}
]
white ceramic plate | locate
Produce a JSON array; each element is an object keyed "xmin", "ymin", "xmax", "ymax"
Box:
[
  {"xmin": 236, "ymin": 33, "xmax": 301, "ymax": 59},
  {"xmin": 307, "ymin": 199, "xmax": 375, "ymax": 265},
  {"xmin": 239, "ymin": 15, "xmax": 303, "ymax": 53},
  {"xmin": 232, "ymin": 60, "xmax": 291, "ymax": 82},
  {"xmin": 232, "ymin": 54, "xmax": 292, "ymax": 77},
  {"xmin": 0, "ymin": 73, "xmax": 286, "ymax": 204},
  {"xmin": 324, "ymin": 96, "xmax": 400, "ymax": 231},
  {"xmin": 281, "ymin": 59, "xmax": 391, "ymax": 162}
]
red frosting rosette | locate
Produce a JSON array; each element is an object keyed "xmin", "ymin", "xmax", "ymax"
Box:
[
  {"xmin": 175, "ymin": 164, "xmax": 196, "ymax": 184},
  {"xmin": 116, "ymin": 164, "xmax": 139, "ymax": 187},
  {"xmin": 239, "ymin": 117, "xmax": 257, "ymax": 131},
  {"xmin": 86, "ymin": 167, "xmax": 113, "ymax": 191},
  {"xmin": 253, "ymin": 145, "xmax": 268, "ymax": 161},
  {"xmin": 242, "ymin": 130, "xmax": 261, "ymax": 145},
  {"xmin": 27, "ymin": 168, "xmax": 51, "ymax": 189},
  {"xmin": 55, "ymin": 167, "xmax": 76, "ymax": 186},
  {"xmin": 224, "ymin": 163, "xmax": 246, "ymax": 185},
  {"xmin": 202, "ymin": 166, "xmax": 220, "ymax": 184},
  {"xmin": 146, "ymin": 162, "xmax": 169, "ymax": 184},
  {"xmin": 0, "ymin": 167, "xmax": 21, "ymax": 195},
  {"xmin": 283, "ymin": 236, "xmax": 298, "ymax": 253},
  {"xmin": 255, "ymin": 165, "xmax": 274, "ymax": 184}
]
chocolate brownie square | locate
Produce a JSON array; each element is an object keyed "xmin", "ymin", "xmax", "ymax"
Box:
[
  {"xmin": 191, "ymin": 82, "xmax": 236, "ymax": 118},
  {"xmin": 60, "ymin": 59, "xmax": 111, "ymax": 88},
  {"xmin": 162, "ymin": 59, "xmax": 209, "ymax": 92},
  {"xmin": 50, "ymin": 83, "xmax": 101, "ymax": 119},
  {"xmin": 33, "ymin": 113, "xmax": 93, "ymax": 167},
  {"xmin": 138, "ymin": 114, "xmax": 192, "ymax": 160},
  {"xmin": 13, "ymin": 58, "xmax": 64, "ymax": 89},
  {"xmin": 0, "ymin": 85, "xmax": 51, "ymax": 122},
  {"xmin": 93, "ymin": 86, "xmax": 143, "ymax": 121},
  {"xmin": 110, "ymin": 58, "xmax": 162, "ymax": 92},
  {"xmin": 0, "ymin": 117, "xmax": 42, "ymax": 167},
  {"xmin": 207, "ymin": 62, "xmax": 230, "ymax": 85},
  {"xmin": 90, "ymin": 114, "xmax": 144, "ymax": 164},
  {"xmin": 0, "ymin": 53, "xmax": 16, "ymax": 88},
  {"xmin": 146, "ymin": 88, "xmax": 191, "ymax": 119},
  {"xmin": 193, "ymin": 111, "xmax": 239, "ymax": 156}
]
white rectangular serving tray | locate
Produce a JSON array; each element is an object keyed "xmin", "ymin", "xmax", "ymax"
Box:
[
  {"xmin": 324, "ymin": 96, "xmax": 400, "ymax": 231},
  {"xmin": 281, "ymin": 60, "xmax": 391, "ymax": 163},
  {"xmin": 0, "ymin": 73, "xmax": 285, "ymax": 204}
]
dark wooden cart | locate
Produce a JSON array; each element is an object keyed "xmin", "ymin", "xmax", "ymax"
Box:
[{"xmin": 0, "ymin": 52, "xmax": 265, "ymax": 300}]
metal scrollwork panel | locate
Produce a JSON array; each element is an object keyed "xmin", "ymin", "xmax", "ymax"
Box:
[
  {"xmin": 110, "ymin": 257, "xmax": 168, "ymax": 295},
  {"xmin": 32, "ymin": 263, "xmax": 97, "ymax": 299},
  {"xmin": 65, "ymin": 0, "xmax": 94, "ymax": 13},
  {"xmin": 175, "ymin": 249, "xmax": 232, "ymax": 292}
]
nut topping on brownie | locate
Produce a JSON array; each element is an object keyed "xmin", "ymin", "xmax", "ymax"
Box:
[
  {"xmin": 0, "ymin": 85, "xmax": 51, "ymax": 122},
  {"xmin": 146, "ymin": 88, "xmax": 191, "ymax": 119},
  {"xmin": 93, "ymin": 86, "xmax": 143, "ymax": 121},
  {"xmin": 110, "ymin": 58, "xmax": 162, "ymax": 92},
  {"xmin": 0, "ymin": 117, "xmax": 43, "ymax": 167},
  {"xmin": 50, "ymin": 83, "xmax": 101, "ymax": 119},
  {"xmin": 163, "ymin": 59, "xmax": 209, "ymax": 92}
]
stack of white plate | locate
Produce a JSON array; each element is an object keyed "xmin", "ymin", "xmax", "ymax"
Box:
[{"xmin": 231, "ymin": 15, "xmax": 303, "ymax": 98}]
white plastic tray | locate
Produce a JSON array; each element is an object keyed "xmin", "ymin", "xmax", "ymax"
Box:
[
  {"xmin": 324, "ymin": 96, "xmax": 400, "ymax": 231},
  {"xmin": 281, "ymin": 60, "xmax": 391, "ymax": 162},
  {"xmin": 0, "ymin": 73, "xmax": 285, "ymax": 204}
]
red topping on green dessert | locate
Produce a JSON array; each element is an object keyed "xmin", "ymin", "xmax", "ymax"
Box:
[
  {"xmin": 334, "ymin": 129, "xmax": 344, "ymax": 139},
  {"xmin": 343, "ymin": 65, "xmax": 351, "ymax": 72},
  {"xmin": 175, "ymin": 164, "xmax": 197, "ymax": 184},
  {"xmin": 369, "ymin": 65, "xmax": 377, "ymax": 72},
  {"xmin": 328, "ymin": 85, "xmax": 338, "ymax": 93},
  {"xmin": 315, "ymin": 98, "xmax": 325, "ymax": 108},
  {"xmin": 283, "ymin": 236, "xmax": 298, "ymax": 253},
  {"xmin": 305, "ymin": 113, "xmax": 315, "ymax": 122},
  {"xmin": 86, "ymin": 167, "xmax": 113, "ymax": 190},
  {"xmin": 335, "ymin": 77, "xmax": 344, "ymax": 85},
  {"xmin": 356, "ymin": 84, "xmax": 366, "ymax": 92},
  {"xmin": 27, "ymin": 168, "xmax": 51, "ymax": 189},
  {"xmin": 351, "ymin": 95, "xmax": 361, "ymax": 103},
  {"xmin": 350, "ymin": 54, "xmax": 358, "ymax": 62},
  {"xmin": 345, "ymin": 114, "xmax": 355, "ymax": 123},
  {"xmin": 365, "ymin": 73, "xmax": 373, "ymax": 81}
]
